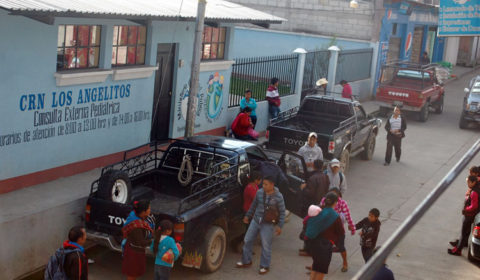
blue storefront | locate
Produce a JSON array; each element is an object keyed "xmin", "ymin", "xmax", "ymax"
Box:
[{"xmin": 374, "ymin": 1, "xmax": 444, "ymax": 91}]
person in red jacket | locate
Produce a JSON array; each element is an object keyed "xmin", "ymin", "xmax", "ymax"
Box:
[
  {"xmin": 231, "ymin": 107, "xmax": 257, "ymax": 140},
  {"xmin": 266, "ymin": 77, "xmax": 281, "ymax": 118},
  {"xmin": 340, "ymin": 80, "xmax": 353, "ymax": 100},
  {"xmin": 448, "ymin": 175, "xmax": 480, "ymax": 256},
  {"xmin": 243, "ymin": 171, "xmax": 262, "ymax": 213}
]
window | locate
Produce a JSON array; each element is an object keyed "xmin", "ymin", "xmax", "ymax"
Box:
[
  {"xmin": 57, "ymin": 25, "xmax": 101, "ymax": 70},
  {"xmin": 202, "ymin": 27, "xmax": 226, "ymax": 60},
  {"xmin": 392, "ymin": 23, "xmax": 397, "ymax": 36},
  {"xmin": 112, "ymin": 26, "xmax": 147, "ymax": 66}
]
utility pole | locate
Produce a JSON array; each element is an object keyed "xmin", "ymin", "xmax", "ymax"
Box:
[{"xmin": 185, "ymin": 0, "xmax": 207, "ymax": 138}]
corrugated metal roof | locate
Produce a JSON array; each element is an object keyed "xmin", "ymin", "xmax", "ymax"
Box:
[{"xmin": 0, "ymin": 0, "xmax": 285, "ymax": 23}]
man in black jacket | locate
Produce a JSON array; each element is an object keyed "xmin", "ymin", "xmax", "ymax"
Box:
[
  {"xmin": 384, "ymin": 107, "xmax": 407, "ymax": 166},
  {"xmin": 63, "ymin": 226, "xmax": 88, "ymax": 280}
]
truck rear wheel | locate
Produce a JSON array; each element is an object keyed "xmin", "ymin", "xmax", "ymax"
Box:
[
  {"xmin": 434, "ymin": 96, "xmax": 444, "ymax": 114},
  {"xmin": 200, "ymin": 226, "xmax": 227, "ymax": 273},
  {"xmin": 97, "ymin": 170, "xmax": 132, "ymax": 204},
  {"xmin": 340, "ymin": 149, "xmax": 350, "ymax": 173},
  {"xmin": 418, "ymin": 102, "xmax": 430, "ymax": 122},
  {"xmin": 361, "ymin": 134, "xmax": 376, "ymax": 160}
]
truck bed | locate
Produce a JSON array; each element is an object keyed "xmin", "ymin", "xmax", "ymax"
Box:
[
  {"xmin": 273, "ymin": 115, "xmax": 345, "ymax": 136},
  {"xmin": 150, "ymin": 192, "xmax": 182, "ymax": 217}
]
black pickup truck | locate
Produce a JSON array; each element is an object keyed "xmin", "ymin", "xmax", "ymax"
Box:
[
  {"xmin": 265, "ymin": 96, "xmax": 381, "ymax": 171},
  {"xmin": 85, "ymin": 136, "xmax": 309, "ymax": 273}
]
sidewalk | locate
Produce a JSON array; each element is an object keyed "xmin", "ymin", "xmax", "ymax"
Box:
[{"xmin": 446, "ymin": 65, "xmax": 480, "ymax": 84}]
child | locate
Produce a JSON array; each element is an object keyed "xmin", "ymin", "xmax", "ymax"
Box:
[
  {"xmin": 300, "ymin": 205, "xmax": 322, "ymax": 269},
  {"xmin": 321, "ymin": 188, "xmax": 355, "ymax": 272},
  {"xmin": 266, "ymin": 77, "xmax": 281, "ymax": 119},
  {"xmin": 448, "ymin": 175, "xmax": 480, "ymax": 256},
  {"xmin": 243, "ymin": 171, "xmax": 261, "ymax": 213},
  {"xmin": 151, "ymin": 220, "xmax": 181, "ymax": 280},
  {"xmin": 356, "ymin": 208, "xmax": 381, "ymax": 263}
]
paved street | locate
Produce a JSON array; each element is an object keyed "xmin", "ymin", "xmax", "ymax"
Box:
[{"xmin": 86, "ymin": 70, "xmax": 480, "ymax": 280}]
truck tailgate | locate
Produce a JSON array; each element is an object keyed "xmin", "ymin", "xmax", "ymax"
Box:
[
  {"xmin": 267, "ymin": 125, "xmax": 330, "ymax": 153},
  {"xmin": 86, "ymin": 197, "xmax": 132, "ymax": 237}
]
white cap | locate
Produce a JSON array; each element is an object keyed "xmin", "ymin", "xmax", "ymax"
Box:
[
  {"xmin": 330, "ymin": 158, "xmax": 341, "ymax": 167},
  {"xmin": 308, "ymin": 132, "xmax": 317, "ymax": 139}
]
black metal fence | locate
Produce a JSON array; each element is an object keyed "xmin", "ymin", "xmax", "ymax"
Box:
[
  {"xmin": 229, "ymin": 54, "xmax": 298, "ymax": 107},
  {"xmin": 302, "ymin": 50, "xmax": 330, "ymax": 96},
  {"xmin": 336, "ymin": 48, "xmax": 373, "ymax": 83}
]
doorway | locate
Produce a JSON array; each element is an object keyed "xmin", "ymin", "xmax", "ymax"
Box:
[{"xmin": 151, "ymin": 43, "xmax": 176, "ymax": 142}]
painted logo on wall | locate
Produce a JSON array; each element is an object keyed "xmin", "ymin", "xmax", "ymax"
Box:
[
  {"xmin": 405, "ymin": 32, "xmax": 412, "ymax": 57},
  {"xmin": 205, "ymin": 72, "xmax": 224, "ymax": 123},
  {"xmin": 387, "ymin": 9, "xmax": 392, "ymax": 19},
  {"xmin": 177, "ymin": 82, "xmax": 203, "ymax": 121}
]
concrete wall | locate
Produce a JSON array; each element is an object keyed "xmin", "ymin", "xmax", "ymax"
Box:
[
  {"xmin": 229, "ymin": 0, "xmax": 375, "ymax": 41},
  {"xmin": 444, "ymin": 37, "xmax": 460, "ymax": 66},
  {"xmin": 231, "ymin": 27, "xmax": 372, "ymax": 58},
  {"xmin": 0, "ymin": 168, "xmax": 97, "ymax": 280}
]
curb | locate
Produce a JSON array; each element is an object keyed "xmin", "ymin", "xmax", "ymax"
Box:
[{"xmin": 444, "ymin": 66, "xmax": 480, "ymax": 85}]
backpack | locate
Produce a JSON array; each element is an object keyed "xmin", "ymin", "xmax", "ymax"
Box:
[{"xmin": 44, "ymin": 247, "xmax": 80, "ymax": 280}]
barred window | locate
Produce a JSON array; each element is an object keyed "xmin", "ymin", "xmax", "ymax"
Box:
[
  {"xmin": 202, "ymin": 27, "xmax": 226, "ymax": 60},
  {"xmin": 112, "ymin": 26, "xmax": 147, "ymax": 66},
  {"xmin": 57, "ymin": 25, "xmax": 101, "ymax": 71}
]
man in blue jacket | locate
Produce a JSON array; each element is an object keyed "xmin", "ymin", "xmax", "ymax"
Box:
[{"xmin": 236, "ymin": 175, "xmax": 286, "ymax": 275}]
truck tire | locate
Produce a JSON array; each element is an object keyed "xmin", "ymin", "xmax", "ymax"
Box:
[
  {"xmin": 418, "ymin": 102, "xmax": 430, "ymax": 122},
  {"xmin": 97, "ymin": 170, "xmax": 132, "ymax": 204},
  {"xmin": 459, "ymin": 113, "xmax": 469, "ymax": 129},
  {"xmin": 340, "ymin": 149, "xmax": 350, "ymax": 173},
  {"xmin": 434, "ymin": 96, "xmax": 444, "ymax": 114},
  {"xmin": 200, "ymin": 226, "xmax": 227, "ymax": 273},
  {"xmin": 361, "ymin": 134, "xmax": 376, "ymax": 160},
  {"xmin": 468, "ymin": 244, "xmax": 476, "ymax": 262}
]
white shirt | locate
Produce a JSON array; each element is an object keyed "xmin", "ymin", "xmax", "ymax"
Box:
[
  {"xmin": 298, "ymin": 144, "xmax": 323, "ymax": 171},
  {"xmin": 390, "ymin": 115, "xmax": 402, "ymax": 131}
]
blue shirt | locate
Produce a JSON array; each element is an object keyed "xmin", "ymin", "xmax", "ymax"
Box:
[
  {"xmin": 372, "ymin": 265, "xmax": 394, "ymax": 280},
  {"xmin": 151, "ymin": 236, "xmax": 180, "ymax": 267},
  {"xmin": 240, "ymin": 98, "xmax": 257, "ymax": 116}
]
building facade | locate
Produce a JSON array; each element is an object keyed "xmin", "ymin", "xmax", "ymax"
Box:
[{"xmin": 0, "ymin": 1, "xmax": 286, "ymax": 278}]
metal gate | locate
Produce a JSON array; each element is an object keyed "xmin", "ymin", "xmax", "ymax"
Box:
[{"xmin": 301, "ymin": 50, "xmax": 330, "ymax": 99}]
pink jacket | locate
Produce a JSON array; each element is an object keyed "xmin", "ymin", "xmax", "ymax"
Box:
[{"xmin": 321, "ymin": 197, "xmax": 355, "ymax": 235}]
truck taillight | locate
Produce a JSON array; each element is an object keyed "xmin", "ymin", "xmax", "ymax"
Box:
[
  {"xmin": 174, "ymin": 223, "xmax": 185, "ymax": 242},
  {"xmin": 85, "ymin": 204, "xmax": 91, "ymax": 222},
  {"xmin": 473, "ymin": 226, "xmax": 480, "ymax": 239},
  {"xmin": 328, "ymin": 141, "xmax": 335, "ymax": 154},
  {"xmin": 266, "ymin": 130, "xmax": 270, "ymax": 139}
]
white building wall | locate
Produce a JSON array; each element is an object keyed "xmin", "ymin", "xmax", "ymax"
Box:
[{"xmin": 444, "ymin": 36, "xmax": 460, "ymax": 66}]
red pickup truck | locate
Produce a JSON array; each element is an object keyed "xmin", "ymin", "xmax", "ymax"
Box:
[{"xmin": 376, "ymin": 62, "xmax": 447, "ymax": 122}]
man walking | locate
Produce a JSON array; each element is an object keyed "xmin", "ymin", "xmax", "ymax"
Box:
[
  {"xmin": 384, "ymin": 107, "xmax": 407, "ymax": 166},
  {"xmin": 298, "ymin": 132, "xmax": 323, "ymax": 173}
]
